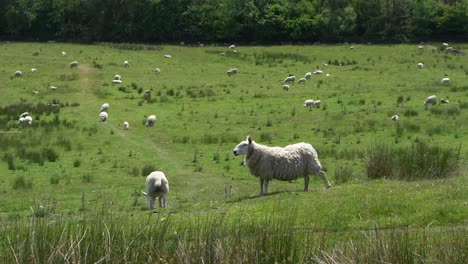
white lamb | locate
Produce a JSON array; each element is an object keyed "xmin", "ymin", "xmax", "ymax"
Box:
[
  {"xmin": 24, "ymin": 116, "xmax": 32, "ymax": 125},
  {"xmin": 69, "ymin": 61, "xmax": 78, "ymax": 68},
  {"xmin": 283, "ymin": 85, "xmax": 290, "ymax": 91},
  {"xmin": 142, "ymin": 171, "xmax": 169, "ymax": 209},
  {"xmin": 297, "ymin": 77, "xmax": 306, "ymax": 84},
  {"xmin": 99, "ymin": 111, "xmax": 108, "ymax": 122},
  {"xmin": 284, "ymin": 76, "xmax": 296, "ymax": 83},
  {"xmin": 229, "ymin": 44, "xmax": 236, "ymax": 49},
  {"xmin": 99, "ymin": 103, "xmax": 109, "ymax": 113},
  {"xmin": 313, "ymin": 70, "xmax": 323, "ymax": 75},
  {"xmin": 20, "ymin": 112, "xmax": 30, "ymax": 118},
  {"xmin": 49, "ymin": 85, "xmax": 57, "ymax": 90},
  {"xmin": 146, "ymin": 115, "xmax": 157, "ymax": 126},
  {"xmin": 441, "ymin": 78, "xmax": 450, "ymax": 84},
  {"xmin": 227, "ymin": 68, "xmax": 238, "ymax": 76},
  {"xmin": 61, "ymin": 51, "xmax": 67, "ymax": 56},
  {"xmin": 304, "ymin": 72, "xmax": 312, "ymax": 80},
  {"xmin": 424, "ymin": 95, "xmax": 437, "ymax": 107},
  {"xmin": 123, "ymin": 60, "xmax": 129, "ymax": 67},
  {"xmin": 31, "ymin": 68, "xmax": 37, "ymax": 73},
  {"xmin": 123, "ymin": 121, "xmax": 129, "ymax": 130},
  {"xmin": 233, "ymin": 135, "xmax": 331, "ymax": 195},
  {"xmin": 417, "ymin": 63, "xmax": 424, "ymax": 69}
]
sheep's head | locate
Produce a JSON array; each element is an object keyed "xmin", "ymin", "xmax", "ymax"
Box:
[{"xmin": 233, "ymin": 136, "xmax": 252, "ymax": 156}]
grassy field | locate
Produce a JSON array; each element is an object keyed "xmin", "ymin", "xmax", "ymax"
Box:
[{"xmin": 0, "ymin": 42, "xmax": 467, "ymax": 263}]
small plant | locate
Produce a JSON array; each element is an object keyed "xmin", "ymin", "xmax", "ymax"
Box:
[
  {"xmin": 73, "ymin": 159, "xmax": 81, "ymax": 167},
  {"xmin": 334, "ymin": 164, "xmax": 354, "ymax": 185},
  {"xmin": 141, "ymin": 164, "xmax": 156, "ymax": 176},
  {"xmin": 13, "ymin": 175, "xmax": 32, "ymax": 189},
  {"xmin": 50, "ymin": 175, "xmax": 60, "ymax": 184}
]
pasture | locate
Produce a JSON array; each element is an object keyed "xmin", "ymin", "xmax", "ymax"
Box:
[{"xmin": 0, "ymin": 42, "xmax": 467, "ymax": 263}]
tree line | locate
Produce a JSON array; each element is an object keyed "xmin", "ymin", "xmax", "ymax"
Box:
[{"xmin": 1, "ymin": 0, "xmax": 467, "ymax": 43}]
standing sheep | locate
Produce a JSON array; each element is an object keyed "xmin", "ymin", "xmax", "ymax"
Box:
[
  {"xmin": 233, "ymin": 135, "xmax": 331, "ymax": 195},
  {"xmin": 227, "ymin": 68, "xmax": 238, "ymax": 76},
  {"xmin": 284, "ymin": 76, "xmax": 296, "ymax": 83},
  {"xmin": 99, "ymin": 112, "xmax": 108, "ymax": 122},
  {"xmin": 99, "ymin": 103, "xmax": 109, "ymax": 113},
  {"xmin": 391, "ymin": 115, "xmax": 399, "ymax": 121},
  {"xmin": 69, "ymin": 61, "xmax": 78, "ymax": 68},
  {"xmin": 313, "ymin": 100, "xmax": 321, "ymax": 108},
  {"xmin": 13, "ymin": 71, "xmax": 22, "ymax": 77},
  {"xmin": 155, "ymin": 68, "xmax": 161, "ymax": 75},
  {"xmin": 283, "ymin": 85, "xmax": 290, "ymax": 91},
  {"xmin": 424, "ymin": 95, "xmax": 437, "ymax": 108},
  {"xmin": 142, "ymin": 171, "xmax": 169, "ymax": 209},
  {"xmin": 123, "ymin": 121, "xmax": 129, "ymax": 130},
  {"xmin": 123, "ymin": 60, "xmax": 129, "ymax": 67},
  {"xmin": 417, "ymin": 63, "xmax": 424, "ymax": 69},
  {"xmin": 146, "ymin": 115, "xmax": 157, "ymax": 126},
  {"xmin": 441, "ymin": 78, "xmax": 450, "ymax": 84},
  {"xmin": 297, "ymin": 77, "xmax": 306, "ymax": 84},
  {"xmin": 304, "ymin": 72, "xmax": 312, "ymax": 80},
  {"xmin": 304, "ymin": 99, "xmax": 314, "ymax": 110}
]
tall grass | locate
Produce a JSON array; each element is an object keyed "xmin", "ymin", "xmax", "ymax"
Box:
[{"xmin": 366, "ymin": 141, "xmax": 460, "ymax": 180}]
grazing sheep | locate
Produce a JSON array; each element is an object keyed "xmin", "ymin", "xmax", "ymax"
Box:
[
  {"xmin": 99, "ymin": 111, "xmax": 108, "ymax": 122},
  {"xmin": 164, "ymin": 55, "xmax": 172, "ymax": 58},
  {"xmin": 417, "ymin": 63, "xmax": 424, "ymax": 69},
  {"xmin": 24, "ymin": 116, "xmax": 32, "ymax": 125},
  {"xmin": 18, "ymin": 117, "xmax": 25, "ymax": 125},
  {"xmin": 154, "ymin": 68, "xmax": 161, "ymax": 75},
  {"xmin": 123, "ymin": 60, "xmax": 129, "ymax": 67},
  {"xmin": 297, "ymin": 77, "xmax": 306, "ymax": 84},
  {"xmin": 31, "ymin": 68, "xmax": 37, "ymax": 73},
  {"xmin": 61, "ymin": 51, "xmax": 67, "ymax": 56},
  {"xmin": 283, "ymin": 85, "xmax": 290, "ymax": 91},
  {"xmin": 441, "ymin": 78, "xmax": 450, "ymax": 84},
  {"xmin": 440, "ymin": 98, "xmax": 449, "ymax": 104},
  {"xmin": 146, "ymin": 115, "xmax": 157, "ymax": 126},
  {"xmin": 20, "ymin": 112, "xmax": 30, "ymax": 118},
  {"xmin": 313, "ymin": 70, "xmax": 323, "ymax": 75},
  {"xmin": 69, "ymin": 61, "xmax": 78, "ymax": 68},
  {"xmin": 99, "ymin": 103, "xmax": 109, "ymax": 113},
  {"xmin": 424, "ymin": 95, "xmax": 437, "ymax": 108},
  {"xmin": 391, "ymin": 115, "xmax": 399, "ymax": 121},
  {"xmin": 142, "ymin": 171, "xmax": 169, "ymax": 209},
  {"xmin": 49, "ymin": 85, "xmax": 57, "ymax": 90},
  {"xmin": 123, "ymin": 121, "xmax": 129, "ymax": 130},
  {"xmin": 114, "ymin": 74, "xmax": 122, "ymax": 80},
  {"xmin": 13, "ymin": 71, "xmax": 22, "ymax": 77},
  {"xmin": 304, "ymin": 99, "xmax": 314, "ymax": 109},
  {"xmin": 229, "ymin": 44, "xmax": 235, "ymax": 49},
  {"xmin": 227, "ymin": 68, "xmax": 238, "ymax": 76},
  {"xmin": 304, "ymin": 72, "xmax": 312, "ymax": 80},
  {"xmin": 284, "ymin": 76, "xmax": 296, "ymax": 83},
  {"xmin": 313, "ymin": 100, "xmax": 321, "ymax": 108},
  {"xmin": 233, "ymin": 135, "xmax": 331, "ymax": 195},
  {"xmin": 112, "ymin": 79, "xmax": 122, "ymax": 84}
]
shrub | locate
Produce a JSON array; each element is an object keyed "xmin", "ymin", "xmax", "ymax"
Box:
[
  {"xmin": 141, "ymin": 164, "xmax": 156, "ymax": 176},
  {"xmin": 50, "ymin": 175, "xmax": 60, "ymax": 184},
  {"xmin": 42, "ymin": 148, "xmax": 59, "ymax": 162},
  {"xmin": 13, "ymin": 175, "xmax": 32, "ymax": 189},
  {"xmin": 334, "ymin": 164, "xmax": 354, "ymax": 185}
]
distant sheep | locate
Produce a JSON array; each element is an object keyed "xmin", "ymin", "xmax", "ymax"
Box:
[
  {"xmin": 233, "ymin": 135, "xmax": 331, "ymax": 195},
  {"xmin": 61, "ymin": 51, "xmax": 67, "ymax": 56},
  {"xmin": 227, "ymin": 68, "xmax": 238, "ymax": 76},
  {"xmin": 313, "ymin": 100, "xmax": 321, "ymax": 108},
  {"xmin": 304, "ymin": 99, "xmax": 314, "ymax": 109},
  {"xmin": 49, "ymin": 86, "xmax": 57, "ymax": 90},
  {"xmin": 304, "ymin": 72, "xmax": 312, "ymax": 80},
  {"xmin": 114, "ymin": 74, "xmax": 122, "ymax": 80},
  {"xmin": 13, "ymin": 71, "xmax": 22, "ymax": 77},
  {"xmin": 20, "ymin": 112, "xmax": 30, "ymax": 118},
  {"xmin": 441, "ymin": 78, "xmax": 450, "ymax": 84},
  {"xmin": 112, "ymin": 79, "xmax": 122, "ymax": 84},
  {"xmin": 313, "ymin": 70, "xmax": 323, "ymax": 75},
  {"xmin": 391, "ymin": 115, "xmax": 399, "ymax": 121},
  {"xmin": 164, "ymin": 55, "xmax": 172, "ymax": 58},
  {"xmin": 155, "ymin": 68, "xmax": 161, "ymax": 75},
  {"xmin": 283, "ymin": 85, "xmax": 289, "ymax": 91},
  {"xmin": 424, "ymin": 95, "xmax": 437, "ymax": 107},
  {"xmin": 146, "ymin": 115, "xmax": 156, "ymax": 126},
  {"xmin": 417, "ymin": 63, "xmax": 424, "ymax": 69},
  {"xmin": 297, "ymin": 77, "xmax": 306, "ymax": 84},
  {"xmin": 123, "ymin": 60, "xmax": 129, "ymax": 67},
  {"xmin": 99, "ymin": 111, "xmax": 108, "ymax": 122},
  {"xmin": 123, "ymin": 121, "xmax": 129, "ymax": 130},
  {"xmin": 229, "ymin": 44, "xmax": 235, "ymax": 49},
  {"xmin": 24, "ymin": 116, "xmax": 32, "ymax": 125},
  {"xmin": 69, "ymin": 61, "xmax": 78, "ymax": 68},
  {"xmin": 142, "ymin": 171, "xmax": 169, "ymax": 209},
  {"xmin": 31, "ymin": 68, "xmax": 37, "ymax": 73},
  {"xmin": 440, "ymin": 98, "xmax": 449, "ymax": 104},
  {"xmin": 99, "ymin": 103, "xmax": 109, "ymax": 113},
  {"xmin": 284, "ymin": 76, "xmax": 296, "ymax": 83}
]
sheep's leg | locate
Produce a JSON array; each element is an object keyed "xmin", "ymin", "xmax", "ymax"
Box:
[
  {"xmin": 160, "ymin": 195, "xmax": 167, "ymax": 208},
  {"xmin": 259, "ymin": 179, "xmax": 265, "ymax": 195},
  {"xmin": 304, "ymin": 175, "xmax": 310, "ymax": 191},
  {"xmin": 263, "ymin": 180, "xmax": 269, "ymax": 194},
  {"xmin": 318, "ymin": 171, "xmax": 332, "ymax": 189},
  {"xmin": 148, "ymin": 198, "xmax": 155, "ymax": 209}
]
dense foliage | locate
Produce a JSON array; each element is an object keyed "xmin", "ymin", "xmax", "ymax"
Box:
[{"xmin": 1, "ymin": 0, "xmax": 467, "ymax": 43}]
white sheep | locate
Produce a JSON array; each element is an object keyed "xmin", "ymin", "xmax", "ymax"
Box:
[
  {"xmin": 297, "ymin": 77, "xmax": 306, "ymax": 84},
  {"xmin": 154, "ymin": 68, "xmax": 161, "ymax": 75},
  {"xmin": 13, "ymin": 71, "xmax": 22, "ymax": 77},
  {"xmin": 20, "ymin": 112, "xmax": 30, "ymax": 118},
  {"xmin": 227, "ymin": 68, "xmax": 238, "ymax": 76},
  {"xmin": 123, "ymin": 60, "xmax": 129, "ymax": 67},
  {"xmin": 233, "ymin": 135, "xmax": 331, "ymax": 195},
  {"xmin": 313, "ymin": 100, "xmax": 321, "ymax": 108},
  {"xmin": 283, "ymin": 76, "xmax": 296, "ymax": 83},
  {"xmin": 417, "ymin": 63, "xmax": 424, "ymax": 69},
  {"xmin": 18, "ymin": 117, "xmax": 25, "ymax": 125},
  {"xmin": 49, "ymin": 85, "xmax": 57, "ymax": 90},
  {"xmin": 123, "ymin": 121, "xmax": 129, "ymax": 130},
  {"xmin": 313, "ymin": 70, "xmax": 323, "ymax": 75},
  {"xmin": 99, "ymin": 103, "xmax": 109, "ymax": 113},
  {"xmin": 99, "ymin": 111, "xmax": 108, "ymax": 122},
  {"xmin": 61, "ymin": 51, "xmax": 67, "ymax": 56},
  {"xmin": 164, "ymin": 55, "xmax": 172, "ymax": 58},
  {"xmin": 141, "ymin": 171, "xmax": 169, "ymax": 209},
  {"xmin": 441, "ymin": 78, "xmax": 450, "ymax": 84},
  {"xmin": 112, "ymin": 79, "xmax": 122, "ymax": 84},
  {"xmin": 391, "ymin": 115, "xmax": 399, "ymax": 121},
  {"xmin": 114, "ymin": 74, "xmax": 122, "ymax": 80},
  {"xmin": 304, "ymin": 72, "xmax": 312, "ymax": 80},
  {"xmin": 304, "ymin": 99, "xmax": 314, "ymax": 109},
  {"xmin": 24, "ymin": 116, "xmax": 32, "ymax": 125},
  {"xmin": 440, "ymin": 98, "xmax": 449, "ymax": 104},
  {"xmin": 31, "ymin": 68, "xmax": 37, "ymax": 73},
  {"xmin": 283, "ymin": 85, "xmax": 290, "ymax": 91},
  {"xmin": 229, "ymin": 44, "xmax": 236, "ymax": 49},
  {"xmin": 69, "ymin": 61, "xmax": 78, "ymax": 68},
  {"xmin": 146, "ymin": 115, "xmax": 157, "ymax": 126},
  {"xmin": 424, "ymin": 95, "xmax": 437, "ymax": 107}
]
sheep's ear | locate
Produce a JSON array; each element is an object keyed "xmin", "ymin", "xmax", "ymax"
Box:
[
  {"xmin": 247, "ymin": 135, "xmax": 252, "ymax": 144},
  {"xmin": 141, "ymin": 191, "xmax": 147, "ymax": 196}
]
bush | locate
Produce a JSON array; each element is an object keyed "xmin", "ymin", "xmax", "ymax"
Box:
[
  {"xmin": 366, "ymin": 141, "xmax": 460, "ymax": 180},
  {"xmin": 141, "ymin": 164, "xmax": 156, "ymax": 177},
  {"xmin": 13, "ymin": 175, "xmax": 32, "ymax": 189},
  {"xmin": 334, "ymin": 164, "xmax": 354, "ymax": 185}
]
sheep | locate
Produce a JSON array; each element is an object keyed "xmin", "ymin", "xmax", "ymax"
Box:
[
  {"xmin": 233, "ymin": 135, "xmax": 331, "ymax": 195},
  {"xmin": 146, "ymin": 115, "xmax": 157, "ymax": 127},
  {"xmin": 112, "ymin": 79, "xmax": 122, "ymax": 84},
  {"xmin": 154, "ymin": 68, "xmax": 161, "ymax": 75},
  {"xmin": 297, "ymin": 77, "xmax": 306, "ymax": 84},
  {"xmin": 114, "ymin": 74, "xmax": 122, "ymax": 80},
  {"xmin": 313, "ymin": 100, "xmax": 321, "ymax": 108},
  {"xmin": 164, "ymin": 55, "xmax": 172, "ymax": 58},
  {"xmin": 304, "ymin": 72, "xmax": 312, "ymax": 80},
  {"xmin": 283, "ymin": 85, "xmax": 290, "ymax": 91},
  {"xmin": 24, "ymin": 116, "xmax": 32, "ymax": 125},
  {"xmin": 13, "ymin": 71, "xmax": 22, "ymax": 77},
  {"xmin": 99, "ymin": 111, "xmax": 108, "ymax": 122},
  {"xmin": 18, "ymin": 117, "xmax": 25, "ymax": 125},
  {"xmin": 227, "ymin": 68, "xmax": 238, "ymax": 76},
  {"xmin": 304, "ymin": 99, "xmax": 314, "ymax": 109},
  {"xmin": 283, "ymin": 76, "xmax": 296, "ymax": 83},
  {"xmin": 123, "ymin": 121, "xmax": 129, "ymax": 130},
  {"xmin": 20, "ymin": 112, "xmax": 30, "ymax": 118},
  {"xmin": 19, "ymin": 115, "xmax": 32, "ymax": 125},
  {"xmin": 391, "ymin": 115, "xmax": 399, "ymax": 121},
  {"xmin": 69, "ymin": 61, "xmax": 78, "ymax": 68},
  {"xmin": 123, "ymin": 60, "xmax": 129, "ymax": 67},
  {"xmin": 141, "ymin": 171, "xmax": 169, "ymax": 209},
  {"xmin": 61, "ymin": 51, "xmax": 67, "ymax": 56},
  {"xmin": 229, "ymin": 44, "xmax": 235, "ymax": 49},
  {"xmin": 31, "ymin": 68, "xmax": 37, "ymax": 73},
  {"xmin": 313, "ymin": 70, "xmax": 323, "ymax": 75},
  {"xmin": 49, "ymin": 85, "xmax": 57, "ymax": 90},
  {"xmin": 441, "ymin": 78, "xmax": 450, "ymax": 84},
  {"xmin": 440, "ymin": 98, "xmax": 449, "ymax": 104},
  {"xmin": 424, "ymin": 95, "xmax": 437, "ymax": 108},
  {"xmin": 417, "ymin": 63, "xmax": 424, "ymax": 69},
  {"xmin": 99, "ymin": 103, "xmax": 109, "ymax": 113}
]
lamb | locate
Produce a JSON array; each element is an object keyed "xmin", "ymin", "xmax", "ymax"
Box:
[
  {"xmin": 227, "ymin": 68, "xmax": 238, "ymax": 76},
  {"xmin": 19, "ymin": 115, "xmax": 32, "ymax": 125},
  {"xmin": 233, "ymin": 135, "xmax": 331, "ymax": 195},
  {"xmin": 297, "ymin": 77, "xmax": 306, "ymax": 84},
  {"xmin": 440, "ymin": 98, "xmax": 449, "ymax": 104},
  {"xmin": 49, "ymin": 85, "xmax": 57, "ymax": 90},
  {"xmin": 69, "ymin": 61, "xmax": 78, "ymax": 68},
  {"xmin": 441, "ymin": 78, "xmax": 450, "ymax": 84},
  {"xmin": 123, "ymin": 60, "xmax": 129, "ymax": 67},
  {"xmin": 391, "ymin": 115, "xmax": 399, "ymax": 121},
  {"xmin": 283, "ymin": 85, "xmax": 290, "ymax": 91},
  {"xmin": 142, "ymin": 171, "xmax": 169, "ymax": 209},
  {"xmin": 424, "ymin": 95, "xmax": 437, "ymax": 108},
  {"xmin": 99, "ymin": 103, "xmax": 109, "ymax": 113},
  {"xmin": 284, "ymin": 76, "xmax": 296, "ymax": 83},
  {"xmin": 154, "ymin": 68, "xmax": 161, "ymax": 75},
  {"xmin": 417, "ymin": 63, "xmax": 424, "ymax": 69},
  {"xmin": 304, "ymin": 72, "xmax": 312, "ymax": 80},
  {"xmin": 20, "ymin": 112, "xmax": 30, "ymax": 118},
  {"xmin": 146, "ymin": 115, "xmax": 157, "ymax": 126},
  {"xmin": 99, "ymin": 111, "xmax": 108, "ymax": 122},
  {"xmin": 123, "ymin": 121, "xmax": 129, "ymax": 130}
]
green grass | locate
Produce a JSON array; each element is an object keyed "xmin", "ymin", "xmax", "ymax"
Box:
[{"xmin": 0, "ymin": 42, "xmax": 467, "ymax": 262}]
